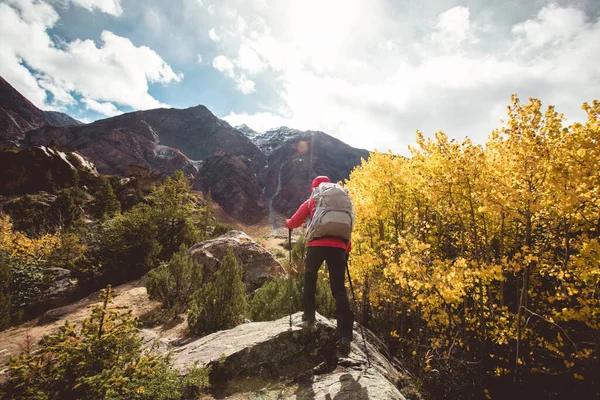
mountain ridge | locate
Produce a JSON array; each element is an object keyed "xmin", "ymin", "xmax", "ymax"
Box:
[
  {"xmin": 0, "ymin": 75, "xmax": 370, "ymax": 225},
  {"xmin": 42, "ymin": 111, "xmax": 84, "ymax": 127}
]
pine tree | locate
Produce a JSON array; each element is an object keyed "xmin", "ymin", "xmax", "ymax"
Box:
[
  {"xmin": 201, "ymin": 190, "xmax": 212, "ymax": 240},
  {"xmin": 92, "ymin": 177, "xmax": 121, "ymax": 219},
  {"xmin": 51, "ymin": 189, "xmax": 83, "ymax": 229},
  {"xmin": 3, "ymin": 285, "xmax": 210, "ymax": 399},
  {"xmin": 148, "ymin": 170, "xmax": 200, "ymax": 259},
  {"xmin": 188, "ymin": 248, "xmax": 247, "ymax": 335},
  {"xmin": 145, "ymin": 245, "xmax": 203, "ymax": 312}
]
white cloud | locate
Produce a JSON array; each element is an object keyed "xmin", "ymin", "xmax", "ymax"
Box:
[
  {"xmin": 235, "ymin": 76, "xmax": 255, "ymax": 94},
  {"xmin": 512, "ymin": 5, "xmax": 588, "ymax": 49},
  {"xmin": 0, "ymin": 0, "xmax": 182, "ymax": 112},
  {"xmin": 71, "ymin": 0, "xmax": 123, "ymax": 16},
  {"xmin": 82, "ymin": 97, "xmax": 123, "ymax": 116},
  {"xmin": 143, "ymin": 8, "xmax": 161, "ymax": 31},
  {"xmin": 430, "ymin": 6, "xmax": 477, "ymax": 50},
  {"xmin": 196, "ymin": 53, "xmax": 203, "ymax": 64},
  {"xmin": 236, "ymin": 15, "xmax": 248, "ymax": 33},
  {"xmin": 208, "ymin": 1, "xmax": 600, "ymax": 154},
  {"xmin": 212, "ymin": 55, "xmax": 235, "ymax": 78},
  {"xmin": 236, "ymin": 43, "xmax": 265, "ymax": 74},
  {"xmin": 208, "ymin": 27, "xmax": 220, "ymax": 41},
  {"xmin": 212, "ymin": 54, "xmax": 257, "ymax": 94},
  {"xmin": 207, "ymin": 4, "xmax": 216, "ymax": 16}
]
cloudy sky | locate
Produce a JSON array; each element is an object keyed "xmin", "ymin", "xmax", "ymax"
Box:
[{"xmin": 1, "ymin": 0, "xmax": 599, "ymax": 154}]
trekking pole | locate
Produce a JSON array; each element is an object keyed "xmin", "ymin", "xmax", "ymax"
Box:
[
  {"xmin": 288, "ymin": 228, "xmax": 293, "ymax": 330},
  {"xmin": 346, "ymin": 260, "xmax": 371, "ymax": 368}
]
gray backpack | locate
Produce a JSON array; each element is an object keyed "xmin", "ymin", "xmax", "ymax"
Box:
[{"xmin": 305, "ymin": 182, "xmax": 355, "ymax": 242}]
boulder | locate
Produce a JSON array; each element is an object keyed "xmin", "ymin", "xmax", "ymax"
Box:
[
  {"xmin": 188, "ymin": 230, "xmax": 285, "ymax": 292},
  {"xmin": 41, "ymin": 268, "xmax": 79, "ymax": 309},
  {"xmin": 162, "ymin": 312, "xmax": 412, "ymax": 399}
]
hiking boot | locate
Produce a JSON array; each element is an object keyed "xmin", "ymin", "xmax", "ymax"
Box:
[{"xmin": 337, "ymin": 337, "xmax": 351, "ymax": 358}]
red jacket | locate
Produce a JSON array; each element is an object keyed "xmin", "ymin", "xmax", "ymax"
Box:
[{"xmin": 285, "ymin": 176, "xmax": 352, "ymax": 253}]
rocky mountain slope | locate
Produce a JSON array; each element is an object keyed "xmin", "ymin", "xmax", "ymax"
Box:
[
  {"xmin": 0, "ymin": 77, "xmax": 49, "ymax": 144},
  {"xmin": 250, "ymin": 127, "xmax": 370, "ymax": 218},
  {"xmin": 22, "ymin": 123, "xmax": 198, "ymax": 176},
  {"xmin": 0, "ymin": 75, "xmax": 370, "ymax": 226},
  {"xmin": 91, "ymin": 106, "xmax": 265, "ymax": 171},
  {"xmin": 194, "ymin": 150, "xmax": 267, "ymax": 224},
  {"xmin": 0, "ymin": 145, "xmax": 98, "ymax": 196},
  {"xmin": 42, "ymin": 111, "xmax": 84, "ymax": 126}
]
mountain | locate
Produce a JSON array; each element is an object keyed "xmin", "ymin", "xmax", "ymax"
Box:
[
  {"xmin": 193, "ymin": 149, "xmax": 267, "ymax": 224},
  {"xmin": 0, "ymin": 76, "xmax": 49, "ymax": 144},
  {"xmin": 43, "ymin": 111, "xmax": 84, "ymax": 126},
  {"xmin": 234, "ymin": 123, "xmax": 259, "ymax": 138},
  {"xmin": 22, "ymin": 105, "xmax": 266, "ymax": 178},
  {"xmin": 0, "ymin": 75, "xmax": 369, "ymax": 225},
  {"xmin": 22, "ymin": 123, "xmax": 197, "ymax": 177},
  {"xmin": 94, "ymin": 106, "xmax": 265, "ymax": 170},
  {"xmin": 248, "ymin": 127, "xmax": 370, "ymax": 217}
]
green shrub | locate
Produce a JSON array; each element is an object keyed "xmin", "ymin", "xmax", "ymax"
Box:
[
  {"xmin": 249, "ymin": 270, "xmax": 336, "ymax": 322},
  {"xmin": 315, "ymin": 269, "xmax": 336, "ymax": 319},
  {"xmin": 188, "ymin": 249, "xmax": 247, "ymax": 335},
  {"xmin": 291, "ymin": 236, "xmax": 306, "ymax": 273},
  {"xmin": 96, "ymin": 171, "xmax": 208, "ymax": 282},
  {"xmin": 2, "ymin": 286, "xmax": 210, "ymax": 400},
  {"xmin": 211, "ymin": 221, "xmax": 233, "ymax": 238},
  {"xmin": 8, "ymin": 258, "xmax": 50, "ymax": 311},
  {"xmin": 249, "ymin": 276, "xmax": 302, "ymax": 322},
  {"xmin": 145, "ymin": 245, "xmax": 203, "ymax": 312},
  {"xmin": 49, "ymin": 188, "xmax": 85, "ymax": 230},
  {"xmin": 98, "ymin": 202, "xmax": 161, "ymax": 280},
  {"xmin": 274, "ymin": 249, "xmax": 286, "ymax": 259}
]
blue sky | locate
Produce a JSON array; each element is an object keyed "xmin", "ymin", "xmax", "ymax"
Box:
[{"xmin": 1, "ymin": 0, "xmax": 599, "ymax": 154}]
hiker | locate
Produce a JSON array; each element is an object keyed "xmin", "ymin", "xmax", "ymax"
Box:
[{"xmin": 285, "ymin": 175, "xmax": 354, "ymax": 357}]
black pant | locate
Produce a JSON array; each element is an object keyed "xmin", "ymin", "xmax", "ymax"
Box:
[{"xmin": 304, "ymin": 246, "xmax": 354, "ymax": 340}]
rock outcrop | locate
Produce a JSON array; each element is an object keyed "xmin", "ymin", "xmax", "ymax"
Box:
[
  {"xmin": 0, "ymin": 146, "xmax": 97, "ymax": 196},
  {"xmin": 0, "ymin": 76, "xmax": 49, "ymax": 144},
  {"xmin": 160, "ymin": 312, "xmax": 414, "ymax": 399},
  {"xmin": 188, "ymin": 230, "xmax": 284, "ymax": 292},
  {"xmin": 40, "ymin": 268, "xmax": 79, "ymax": 311},
  {"xmin": 194, "ymin": 149, "xmax": 267, "ymax": 224},
  {"xmin": 23, "ymin": 124, "xmax": 197, "ymax": 177}
]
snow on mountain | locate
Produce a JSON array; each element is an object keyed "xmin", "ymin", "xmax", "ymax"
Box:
[{"xmin": 238, "ymin": 125, "xmax": 308, "ymax": 156}]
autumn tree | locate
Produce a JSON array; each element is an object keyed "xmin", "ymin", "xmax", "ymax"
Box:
[{"xmin": 344, "ymin": 96, "xmax": 600, "ymax": 398}]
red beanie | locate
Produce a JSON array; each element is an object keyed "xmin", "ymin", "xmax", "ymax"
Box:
[{"xmin": 310, "ymin": 176, "xmax": 330, "ymax": 192}]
